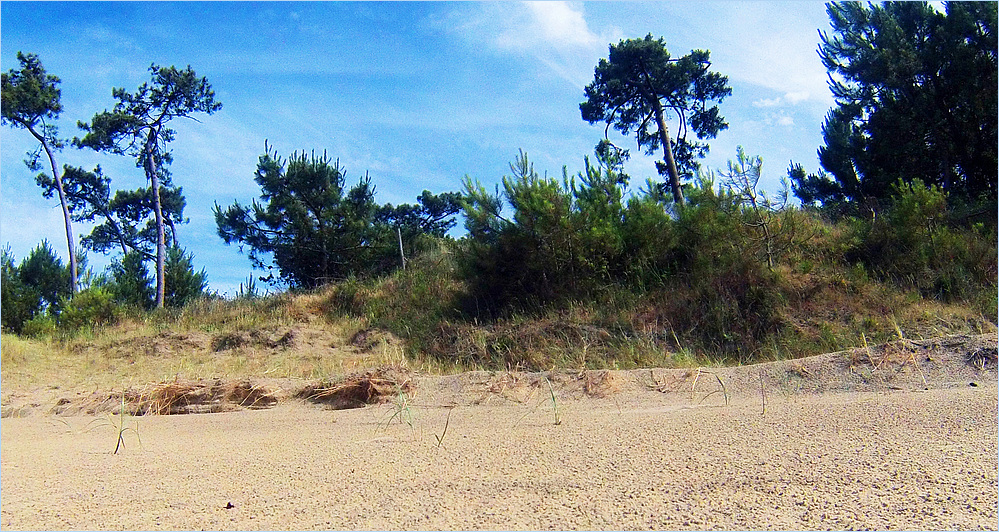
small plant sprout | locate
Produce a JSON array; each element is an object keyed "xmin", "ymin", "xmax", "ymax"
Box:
[
  {"xmin": 890, "ymin": 317, "xmax": 905, "ymax": 340},
  {"xmin": 758, "ymin": 369, "xmax": 767, "ymax": 416},
  {"xmin": 434, "ymin": 407, "xmax": 453, "ymax": 450},
  {"xmin": 543, "ymin": 374, "xmax": 561, "ymax": 426},
  {"xmin": 382, "ymin": 386, "xmax": 414, "ymax": 430},
  {"xmin": 691, "ymin": 368, "xmax": 730, "ymax": 406},
  {"xmin": 86, "ymin": 394, "xmax": 142, "ymax": 454}
]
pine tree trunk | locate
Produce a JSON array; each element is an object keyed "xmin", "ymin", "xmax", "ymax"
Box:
[
  {"xmin": 37, "ymin": 133, "xmax": 78, "ymax": 294},
  {"xmin": 152, "ymin": 177, "xmax": 166, "ymax": 308},
  {"xmin": 144, "ymin": 144, "xmax": 166, "ymax": 308},
  {"xmin": 652, "ymin": 101, "xmax": 685, "ymax": 207}
]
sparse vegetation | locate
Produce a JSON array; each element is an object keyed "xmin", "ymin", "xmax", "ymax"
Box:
[
  {"xmin": 434, "ymin": 407, "xmax": 453, "ymax": 450},
  {"xmin": 84, "ymin": 394, "xmax": 141, "ymax": 454},
  {"xmin": 382, "ymin": 387, "xmax": 415, "ymax": 431},
  {"xmin": 543, "ymin": 374, "xmax": 561, "ymax": 426}
]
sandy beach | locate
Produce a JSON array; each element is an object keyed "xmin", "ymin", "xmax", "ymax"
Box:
[{"xmin": 2, "ymin": 335, "xmax": 997, "ymax": 530}]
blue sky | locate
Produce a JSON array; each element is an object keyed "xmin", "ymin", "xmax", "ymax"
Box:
[{"xmin": 2, "ymin": 1, "xmax": 838, "ymax": 296}]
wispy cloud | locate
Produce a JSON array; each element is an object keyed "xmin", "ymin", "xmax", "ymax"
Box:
[
  {"xmin": 753, "ymin": 91, "xmax": 813, "ymax": 108},
  {"xmin": 753, "ymin": 97, "xmax": 783, "ymax": 108},
  {"xmin": 496, "ymin": 1, "xmax": 600, "ymax": 50},
  {"xmin": 784, "ymin": 91, "xmax": 810, "ymax": 105},
  {"xmin": 669, "ymin": 2, "xmax": 831, "ymax": 110},
  {"xmin": 442, "ymin": 1, "xmax": 621, "ymax": 87},
  {"xmin": 774, "ymin": 114, "xmax": 794, "ymax": 127}
]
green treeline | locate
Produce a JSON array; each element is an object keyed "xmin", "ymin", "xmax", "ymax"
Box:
[{"xmin": 2, "ymin": 2, "xmax": 995, "ymax": 366}]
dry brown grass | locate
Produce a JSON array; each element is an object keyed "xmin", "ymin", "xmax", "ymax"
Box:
[
  {"xmin": 582, "ymin": 369, "xmax": 626, "ymax": 398},
  {"xmin": 135, "ymin": 379, "xmax": 281, "ymax": 415},
  {"xmin": 47, "ymin": 378, "xmax": 282, "ymax": 416},
  {"xmin": 1, "ymin": 308, "xmax": 407, "ymax": 393},
  {"xmin": 848, "ymin": 337, "xmax": 925, "ymax": 372},
  {"xmin": 967, "ymin": 346, "xmax": 998, "ymax": 370},
  {"xmin": 295, "ymin": 366, "xmax": 415, "ymax": 410}
]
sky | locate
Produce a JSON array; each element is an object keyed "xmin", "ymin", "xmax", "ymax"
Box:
[{"xmin": 2, "ymin": 1, "xmax": 839, "ymax": 297}]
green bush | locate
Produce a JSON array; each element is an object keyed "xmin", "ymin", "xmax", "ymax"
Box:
[
  {"xmin": 851, "ymin": 179, "xmax": 998, "ymax": 302},
  {"xmin": 619, "ymin": 192, "xmax": 674, "ymax": 289},
  {"xmin": 320, "ymin": 149, "xmax": 995, "ymax": 368},
  {"xmin": 461, "ymin": 148, "xmax": 641, "ymax": 314},
  {"xmin": 457, "ymin": 149, "xmax": 798, "ymax": 361},
  {"xmin": 106, "ymin": 250, "xmax": 155, "ymax": 310},
  {"xmin": 59, "ymin": 287, "xmax": 117, "ymax": 331},
  {"xmin": 164, "ymin": 246, "xmax": 208, "ymax": 308},
  {"xmin": 1, "ymin": 242, "xmax": 72, "ymax": 334},
  {"xmin": 326, "ymin": 237, "xmax": 467, "ymax": 352},
  {"xmin": 20, "ymin": 314, "xmax": 57, "ymax": 338}
]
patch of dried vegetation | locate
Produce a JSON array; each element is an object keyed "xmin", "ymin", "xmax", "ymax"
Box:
[{"xmin": 295, "ymin": 366, "xmax": 415, "ymax": 410}]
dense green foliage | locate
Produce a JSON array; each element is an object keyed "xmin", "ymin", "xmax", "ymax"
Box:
[
  {"xmin": 462, "ymin": 147, "xmax": 638, "ymax": 311},
  {"xmin": 163, "ymin": 246, "xmax": 209, "ymax": 308},
  {"xmin": 848, "ymin": 179, "xmax": 997, "ymax": 306},
  {"xmin": 57, "ymin": 286, "xmax": 117, "ymax": 331},
  {"xmin": 581, "ymin": 34, "xmax": 731, "ymax": 204},
  {"xmin": 1, "ymin": 241, "xmax": 207, "ymax": 335},
  {"xmin": 99, "ymin": 247, "xmax": 206, "ymax": 311},
  {"xmin": 461, "ymin": 147, "xmax": 802, "ymax": 314},
  {"xmin": 383, "ymin": 145, "xmax": 995, "ymax": 365},
  {"xmin": 215, "ymin": 143, "xmax": 461, "ymax": 289},
  {"xmin": 1, "ymin": 242, "xmax": 71, "ymax": 333},
  {"xmin": 798, "ymin": 1, "xmax": 997, "ymax": 211},
  {"xmin": 105, "ymin": 251, "xmax": 156, "ymax": 310},
  {"xmin": 0, "ymin": 52, "xmax": 62, "ymax": 128}
]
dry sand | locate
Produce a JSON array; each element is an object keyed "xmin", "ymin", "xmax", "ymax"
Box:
[{"xmin": 2, "ymin": 334, "xmax": 997, "ymax": 530}]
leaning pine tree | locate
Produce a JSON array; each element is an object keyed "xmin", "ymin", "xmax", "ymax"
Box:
[{"xmin": 2, "ymin": 53, "xmax": 78, "ymax": 294}]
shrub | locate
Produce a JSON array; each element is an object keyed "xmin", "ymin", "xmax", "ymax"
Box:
[
  {"xmin": 851, "ymin": 179, "xmax": 998, "ymax": 302},
  {"xmin": 106, "ymin": 250, "xmax": 155, "ymax": 310},
  {"xmin": 1, "ymin": 242, "xmax": 72, "ymax": 334},
  {"xmin": 59, "ymin": 287, "xmax": 117, "ymax": 331},
  {"xmin": 20, "ymin": 314, "xmax": 57, "ymax": 338},
  {"xmin": 164, "ymin": 246, "xmax": 208, "ymax": 308},
  {"xmin": 461, "ymin": 148, "xmax": 637, "ymax": 314}
]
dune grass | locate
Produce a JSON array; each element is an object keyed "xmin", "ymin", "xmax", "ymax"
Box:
[{"xmin": 2, "ymin": 210, "xmax": 995, "ymax": 393}]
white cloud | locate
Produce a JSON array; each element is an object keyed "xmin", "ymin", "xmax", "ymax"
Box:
[
  {"xmin": 670, "ymin": 3, "xmax": 832, "ymax": 109},
  {"xmin": 784, "ymin": 91, "xmax": 810, "ymax": 105},
  {"xmin": 497, "ymin": 2, "xmax": 600, "ymax": 49},
  {"xmin": 444, "ymin": 1, "xmax": 621, "ymax": 87},
  {"xmin": 752, "ymin": 91, "xmax": 812, "ymax": 108},
  {"xmin": 755, "ymin": 111, "xmax": 795, "ymax": 128},
  {"xmin": 753, "ymin": 97, "xmax": 783, "ymax": 108}
]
